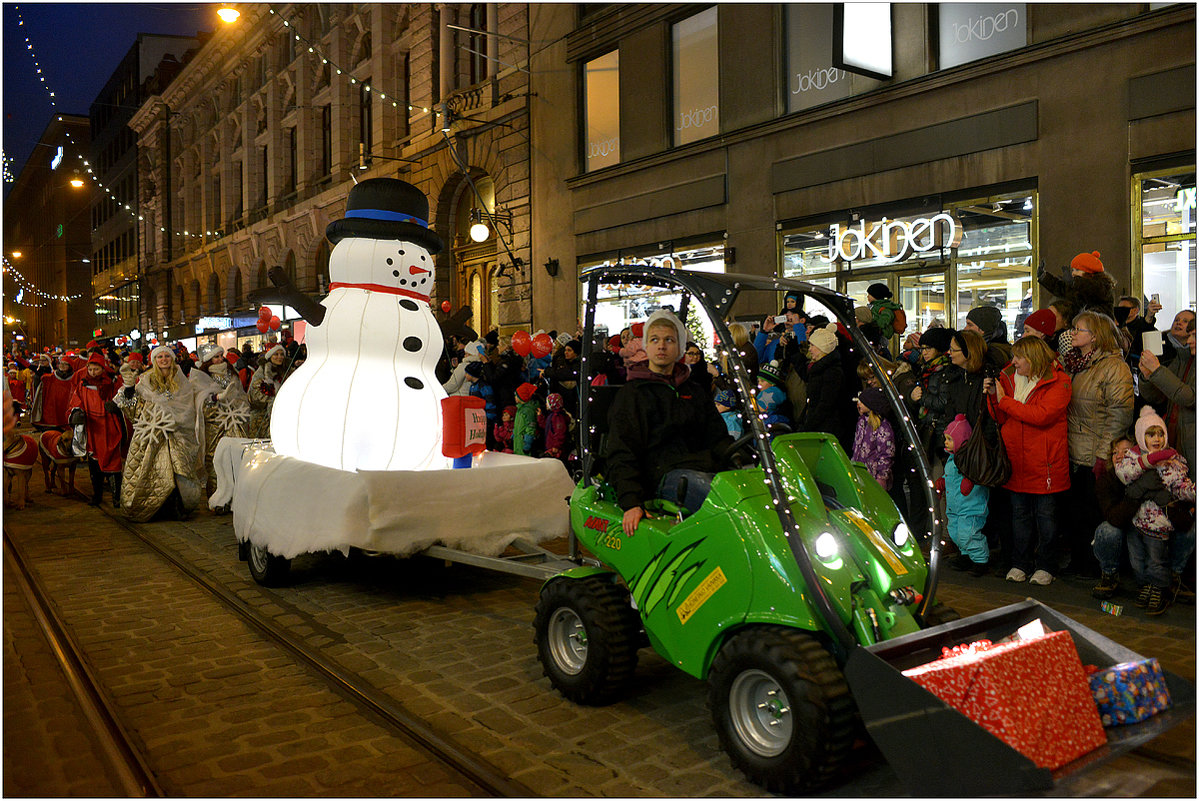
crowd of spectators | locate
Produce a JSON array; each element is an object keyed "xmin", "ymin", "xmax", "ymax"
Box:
[{"xmin": 5, "ymin": 250, "xmax": 1195, "ymax": 618}]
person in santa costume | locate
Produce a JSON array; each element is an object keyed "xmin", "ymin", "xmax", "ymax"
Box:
[
  {"xmin": 190, "ymin": 343, "xmax": 251, "ymax": 494},
  {"xmin": 30, "ymin": 354, "xmax": 77, "ymax": 431},
  {"xmin": 114, "ymin": 344, "xmax": 206, "ymax": 521},
  {"xmin": 68, "ymin": 352, "xmax": 128, "ymax": 507}
]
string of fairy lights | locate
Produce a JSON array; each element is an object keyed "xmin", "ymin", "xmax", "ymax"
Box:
[{"xmin": 4, "ymin": 4, "xmax": 451, "ymax": 306}]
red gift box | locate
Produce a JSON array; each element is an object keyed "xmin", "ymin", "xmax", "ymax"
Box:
[{"xmin": 902, "ymin": 630, "xmax": 1107, "ymax": 770}]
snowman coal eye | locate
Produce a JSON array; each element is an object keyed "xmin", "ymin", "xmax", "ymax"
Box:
[
  {"xmin": 420, "ymin": 255, "xmax": 426, "ymax": 261},
  {"xmin": 398, "ymin": 250, "xmax": 405, "ymax": 255}
]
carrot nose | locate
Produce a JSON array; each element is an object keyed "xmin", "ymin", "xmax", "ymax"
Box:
[{"xmin": 409, "ymin": 265, "xmax": 430, "ymax": 276}]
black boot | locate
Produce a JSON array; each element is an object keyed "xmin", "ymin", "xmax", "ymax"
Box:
[
  {"xmin": 87, "ymin": 460, "xmax": 104, "ymax": 506},
  {"xmin": 110, "ymin": 473, "xmax": 122, "ymax": 508}
]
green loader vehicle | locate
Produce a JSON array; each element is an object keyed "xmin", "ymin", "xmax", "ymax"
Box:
[{"xmin": 533, "ymin": 264, "xmax": 1193, "ymax": 795}]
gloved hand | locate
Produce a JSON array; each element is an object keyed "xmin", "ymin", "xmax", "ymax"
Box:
[
  {"xmin": 119, "ymin": 363, "xmax": 138, "ymax": 387},
  {"xmin": 1092, "ymin": 458, "xmax": 1106, "ymax": 480},
  {"xmin": 934, "ymin": 477, "xmax": 946, "ymax": 495},
  {"xmin": 122, "ymin": 386, "xmax": 135, "ymax": 400},
  {"xmin": 960, "ymin": 477, "xmax": 975, "ymax": 496},
  {"xmin": 103, "ymin": 400, "xmax": 120, "ymax": 415},
  {"xmin": 1147, "ymin": 448, "xmax": 1178, "ymax": 466},
  {"xmin": 1036, "ymin": 262, "xmax": 1046, "ymax": 281},
  {"xmin": 68, "ymin": 408, "xmax": 85, "ymax": 426}
]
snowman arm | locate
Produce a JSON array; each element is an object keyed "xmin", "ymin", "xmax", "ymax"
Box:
[{"xmin": 247, "ymin": 266, "xmax": 327, "ymax": 326}]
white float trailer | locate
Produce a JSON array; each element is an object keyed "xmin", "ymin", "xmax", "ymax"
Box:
[{"xmin": 217, "ymin": 266, "xmax": 1193, "ymax": 796}]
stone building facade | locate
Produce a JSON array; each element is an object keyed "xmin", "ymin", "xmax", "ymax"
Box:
[
  {"xmin": 527, "ymin": 3, "xmax": 1196, "ymax": 340},
  {"xmin": 128, "ymin": 2, "xmax": 534, "ymax": 348}
]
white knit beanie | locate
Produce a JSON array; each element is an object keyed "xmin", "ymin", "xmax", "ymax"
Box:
[
  {"xmin": 809, "ymin": 322, "xmax": 839, "ymax": 355},
  {"xmin": 644, "ymin": 308, "xmax": 688, "ymax": 351},
  {"xmin": 150, "ymin": 344, "xmax": 174, "ymax": 363}
]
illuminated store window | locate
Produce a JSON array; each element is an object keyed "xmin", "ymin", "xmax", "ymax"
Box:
[
  {"xmin": 672, "ymin": 7, "xmax": 719, "ymax": 146},
  {"xmin": 584, "ymin": 51, "xmax": 619, "ymax": 172},
  {"xmin": 779, "ymin": 190, "xmax": 1037, "ymax": 337},
  {"xmin": 1135, "ymin": 169, "xmax": 1196, "ymax": 325},
  {"xmin": 938, "ymin": 3, "xmax": 1027, "ymax": 70},
  {"xmin": 579, "ymin": 242, "xmax": 725, "ymax": 355}
]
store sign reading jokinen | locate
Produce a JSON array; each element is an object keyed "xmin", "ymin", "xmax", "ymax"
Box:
[{"xmin": 823, "ymin": 213, "xmax": 963, "ymax": 264}]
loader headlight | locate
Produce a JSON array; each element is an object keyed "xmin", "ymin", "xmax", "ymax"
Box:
[
  {"xmin": 892, "ymin": 522, "xmax": 912, "ymax": 548},
  {"xmin": 815, "ymin": 532, "xmax": 839, "ymax": 561}
]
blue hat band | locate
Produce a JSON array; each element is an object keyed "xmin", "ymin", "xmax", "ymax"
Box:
[{"xmin": 345, "ymin": 208, "xmax": 428, "ymax": 227}]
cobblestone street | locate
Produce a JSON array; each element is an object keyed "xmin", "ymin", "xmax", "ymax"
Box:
[{"xmin": 4, "ymin": 471, "xmax": 1195, "ymax": 797}]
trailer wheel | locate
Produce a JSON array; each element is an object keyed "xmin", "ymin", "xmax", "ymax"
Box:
[
  {"xmin": 708, "ymin": 626, "xmax": 855, "ymax": 794},
  {"xmin": 533, "ymin": 576, "xmax": 640, "ymax": 705},
  {"xmin": 247, "ymin": 542, "xmax": 291, "ymax": 586},
  {"xmin": 919, "ymin": 602, "xmax": 961, "ymax": 628}
]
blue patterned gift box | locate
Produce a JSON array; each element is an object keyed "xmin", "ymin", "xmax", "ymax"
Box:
[{"xmin": 1088, "ymin": 659, "xmax": 1172, "ymax": 727}]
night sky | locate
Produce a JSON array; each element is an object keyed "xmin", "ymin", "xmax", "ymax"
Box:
[{"xmin": 3, "ymin": 2, "xmax": 218, "ymax": 185}]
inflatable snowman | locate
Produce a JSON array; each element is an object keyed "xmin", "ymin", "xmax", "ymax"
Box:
[{"xmin": 270, "ymin": 178, "xmax": 452, "ymax": 472}]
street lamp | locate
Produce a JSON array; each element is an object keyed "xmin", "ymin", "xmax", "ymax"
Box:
[
  {"xmin": 10, "ymin": 251, "xmax": 21, "ymax": 259},
  {"xmin": 69, "ymin": 177, "xmax": 84, "ymax": 188},
  {"xmin": 217, "ymin": 5, "xmax": 240, "ymax": 23}
]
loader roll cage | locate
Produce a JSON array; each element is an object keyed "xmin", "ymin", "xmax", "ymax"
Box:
[{"xmin": 576, "ymin": 264, "xmax": 945, "ymax": 660}]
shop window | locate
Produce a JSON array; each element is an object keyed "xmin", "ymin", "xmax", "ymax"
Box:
[
  {"xmin": 583, "ymin": 51, "xmax": 619, "ymax": 172},
  {"xmin": 578, "ymin": 242, "xmax": 725, "ymax": 355},
  {"xmin": 672, "ymin": 7, "xmax": 719, "ymax": 147},
  {"xmin": 937, "ymin": 3, "xmax": 1027, "ymax": 70},
  {"xmin": 1136, "ymin": 169, "xmax": 1196, "ymax": 327},
  {"xmin": 785, "ymin": 4, "xmax": 877, "ymax": 114},
  {"xmin": 779, "ymin": 190, "xmax": 1037, "ymax": 336}
]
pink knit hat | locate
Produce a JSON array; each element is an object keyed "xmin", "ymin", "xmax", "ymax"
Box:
[
  {"xmin": 1134, "ymin": 405, "xmax": 1168, "ymax": 452},
  {"xmin": 944, "ymin": 414, "xmax": 973, "ymax": 451}
]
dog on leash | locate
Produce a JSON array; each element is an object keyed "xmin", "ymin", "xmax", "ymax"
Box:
[
  {"xmin": 38, "ymin": 428, "xmax": 80, "ymax": 498},
  {"xmin": 4, "ymin": 432, "xmax": 38, "ymax": 510}
]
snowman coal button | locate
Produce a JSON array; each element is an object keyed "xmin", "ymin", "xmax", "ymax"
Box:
[
  {"xmin": 400, "ymin": 299, "xmax": 419, "ymax": 311},
  {"xmin": 403, "ymin": 337, "xmax": 422, "ymax": 352}
]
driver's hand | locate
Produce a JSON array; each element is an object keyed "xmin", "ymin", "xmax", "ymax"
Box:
[{"xmin": 622, "ymin": 506, "xmax": 644, "ymax": 536}]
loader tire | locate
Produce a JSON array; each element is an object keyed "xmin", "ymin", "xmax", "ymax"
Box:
[
  {"xmin": 708, "ymin": 626, "xmax": 855, "ymax": 794},
  {"xmin": 533, "ymin": 575, "xmax": 640, "ymax": 705},
  {"xmin": 919, "ymin": 602, "xmax": 961, "ymax": 628}
]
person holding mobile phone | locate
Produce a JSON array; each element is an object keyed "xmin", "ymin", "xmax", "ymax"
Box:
[{"xmin": 1116, "ymin": 295, "xmax": 1157, "ymax": 370}]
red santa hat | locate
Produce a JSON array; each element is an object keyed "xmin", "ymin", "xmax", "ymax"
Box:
[
  {"xmin": 126, "ymin": 352, "xmax": 144, "ymax": 363},
  {"xmin": 86, "ymin": 352, "xmax": 108, "ymax": 368}
]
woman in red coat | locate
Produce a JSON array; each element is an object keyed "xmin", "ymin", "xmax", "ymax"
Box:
[
  {"xmin": 68, "ymin": 353, "xmax": 128, "ymax": 506},
  {"xmin": 986, "ymin": 336, "xmax": 1072, "ymax": 585}
]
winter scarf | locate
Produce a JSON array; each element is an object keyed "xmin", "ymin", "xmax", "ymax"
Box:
[
  {"xmin": 1061, "ymin": 346, "xmax": 1096, "ymax": 376},
  {"xmin": 916, "ymin": 354, "xmax": 950, "ymax": 419}
]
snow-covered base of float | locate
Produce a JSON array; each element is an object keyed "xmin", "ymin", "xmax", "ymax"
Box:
[{"xmin": 211, "ymin": 437, "xmax": 576, "ymax": 560}]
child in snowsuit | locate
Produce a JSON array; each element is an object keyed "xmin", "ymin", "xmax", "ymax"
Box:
[
  {"xmin": 851, "ymin": 387, "xmax": 896, "ymax": 491},
  {"xmin": 713, "ymin": 389, "xmax": 742, "ymax": 438},
  {"xmin": 543, "ymin": 392, "xmax": 573, "ymax": 465},
  {"xmin": 619, "ymin": 322, "xmax": 647, "ymax": 371},
  {"xmin": 494, "ymin": 405, "xmax": 516, "ymax": 453},
  {"xmin": 1114, "ymin": 406, "xmax": 1197, "ymax": 615},
  {"xmin": 513, "ymin": 382, "xmax": 541, "ymax": 456},
  {"xmin": 937, "ymin": 414, "xmax": 991, "ymax": 575},
  {"xmin": 756, "ymin": 385, "xmax": 791, "ymax": 439}
]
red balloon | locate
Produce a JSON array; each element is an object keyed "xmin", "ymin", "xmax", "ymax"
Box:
[
  {"xmin": 258, "ymin": 306, "xmax": 272, "ymax": 320},
  {"xmin": 531, "ymin": 333, "xmax": 553, "ymax": 358},
  {"xmin": 440, "ymin": 301, "xmax": 452, "ymax": 314},
  {"xmin": 256, "ymin": 319, "xmax": 269, "ymax": 333},
  {"xmin": 269, "ymin": 316, "xmax": 281, "ymax": 331},
  {"xmin": 511, "ymin": 330, "xmax": 532, "ymax": 357}
]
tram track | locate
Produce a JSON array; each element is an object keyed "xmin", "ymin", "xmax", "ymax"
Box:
[
  {"xmin": 4, "ymin": 530, "xmax": 164, "ymax": 797},
  {"xmin": 15, "ymin": 504, "xmax": 533, "ymax": 798}
]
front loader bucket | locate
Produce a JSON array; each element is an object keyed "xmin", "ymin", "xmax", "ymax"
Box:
[{"xmin": 844, "ymin": 599, "xmax": 1195, "ymax": 796}]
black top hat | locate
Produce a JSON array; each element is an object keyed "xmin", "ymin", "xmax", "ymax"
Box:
[{"xmin": 325, "ymin": 178, "xmax": 444, "ymax": 254}]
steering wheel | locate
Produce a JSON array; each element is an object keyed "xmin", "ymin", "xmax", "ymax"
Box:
[{"xmin": 720, "ymin": 431, "xmax": 761, "ymax": 468}]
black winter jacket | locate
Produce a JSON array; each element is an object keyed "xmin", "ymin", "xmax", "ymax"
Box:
[
  {"xmin": 604, "ymin": 363, "xmax": 733, "ymax": 511},
  {"xmin": 797, "ymin": 350, "xmax": 846, "ymax": 437},
  {"xmin": 1038, "ymin": 269, "xmax": 1116, "ymax": 317}
]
